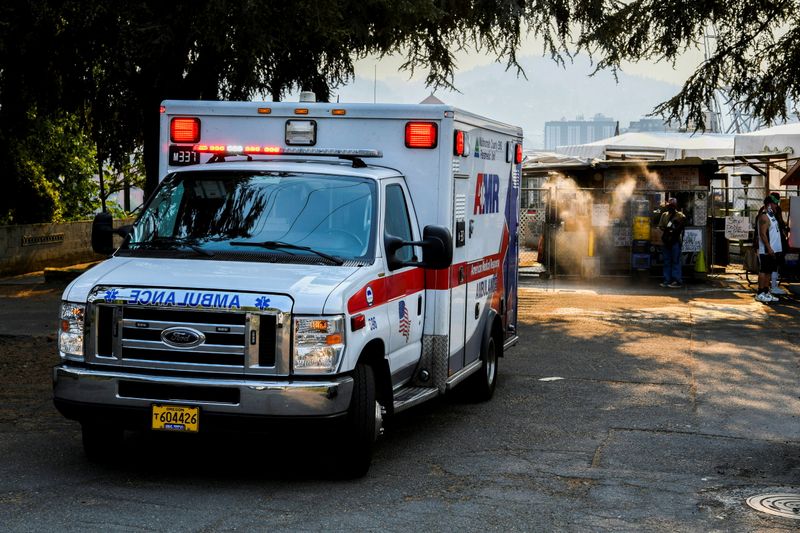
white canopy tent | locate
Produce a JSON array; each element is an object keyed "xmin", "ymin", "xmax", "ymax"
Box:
[
  {"xmin": 734, "ymin": 123, "xmax": 800, "ymax": 156},
  {"xmin": 556, "ymin": 132, "xmax": 734, "ymax": 161},
  {"xmin": 733, "ymin": 123, "xmax": 800, "ymax": 187}
]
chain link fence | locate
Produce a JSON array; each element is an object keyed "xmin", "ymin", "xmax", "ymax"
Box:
[
  {"xmin": 518, "ymin": 187, "xmax": 722, "ymax": 279},
  {"xmin": 709, "ymin": 186, "xmax": 799, "ymax": 282},
  {"xmin": 519, "ymin": 184, "xmax": 799, "ymax": 281}
]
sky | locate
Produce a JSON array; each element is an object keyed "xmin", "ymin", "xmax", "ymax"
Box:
[{"xmin": 327, "ymin": 40, "xmax": 708, "ymax": 149}]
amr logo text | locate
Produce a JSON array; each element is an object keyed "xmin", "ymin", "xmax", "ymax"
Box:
[{"xmin": 473, "ymin": 173, "xmax": 500, "ymax": 215}]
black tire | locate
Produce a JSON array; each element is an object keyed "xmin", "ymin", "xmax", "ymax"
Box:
[
  {"xmin": 335, "ymin": 363, "xmax": 379, "ymax": 478},
  {"xmin": 465, "ymin": 334, "xmax": 499, "ymax": 402},
  {"xmin": 81, "ymin": 422, "xmax": 123, "ymax": 463}
]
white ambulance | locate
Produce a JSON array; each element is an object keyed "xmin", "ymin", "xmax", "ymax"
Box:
[{"xmin": 54, "ymin": 98, "xmax": 522, "ymax": 476}]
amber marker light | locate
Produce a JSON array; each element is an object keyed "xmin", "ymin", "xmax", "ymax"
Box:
[{"xmin": 326, "ymin": 333, "xmax": 344, "ymax": 345}]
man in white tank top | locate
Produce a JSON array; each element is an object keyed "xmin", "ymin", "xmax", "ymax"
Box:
[{"xmin": 755, "ymin": 195, "xmax": 783, "ymax": 303}]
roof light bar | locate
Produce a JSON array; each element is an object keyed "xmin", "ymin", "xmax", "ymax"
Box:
[{"xmin": 193, "ymin": 145, "xmax": 382, "ymax": 158}]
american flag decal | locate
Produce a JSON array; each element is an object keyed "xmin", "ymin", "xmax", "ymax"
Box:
[{"xmin": 398, "ymin": 300, "xmax": 411, "ymax": 341}]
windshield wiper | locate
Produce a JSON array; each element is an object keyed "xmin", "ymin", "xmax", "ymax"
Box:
[
  {"xmin": 230, "ymin": 240, "xmax": 344, "ymax": 265},
  {"xmin": 129, "ymin": 237, "xmax": 215, "ymax": 257}
]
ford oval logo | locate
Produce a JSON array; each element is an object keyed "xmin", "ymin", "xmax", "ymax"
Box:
[{"xmin": 161, "ymin": 327, "xmax": 205, "ymax": 349}]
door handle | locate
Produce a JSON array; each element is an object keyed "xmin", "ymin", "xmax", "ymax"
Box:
[{"xmin": 417, "ymin": 295, "xmax": 422, "ymax": 315}]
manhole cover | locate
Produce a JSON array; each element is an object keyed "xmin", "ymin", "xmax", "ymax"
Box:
[{"xmin": 746, "ymin": 494, "xmax": 800, "ymax": 519}]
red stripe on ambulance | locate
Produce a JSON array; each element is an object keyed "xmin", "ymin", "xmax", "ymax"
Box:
[{"xmin": 349, "ymin": 251, "xmax": 505, "ymax": 314}]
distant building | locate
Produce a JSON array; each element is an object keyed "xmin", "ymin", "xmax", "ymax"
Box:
[
  {"xmin": 544, "ymin": 114, "xmax": 618, "ymax": 150},
  {"xmin": 625, "ymin": 118, "xmax": 680, "ymax": 133}
]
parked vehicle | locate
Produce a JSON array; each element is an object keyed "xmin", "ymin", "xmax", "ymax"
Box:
[{"xmin": 54, "ymin": 97, "xmax": 523, "ymax": 476}]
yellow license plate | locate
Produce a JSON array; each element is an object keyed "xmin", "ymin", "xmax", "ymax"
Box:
[{"xmin": 152, "ymin": 404, "xmax": 199, "ymax": 432}]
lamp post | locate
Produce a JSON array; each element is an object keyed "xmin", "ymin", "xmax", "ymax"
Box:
[
  {"xmin": 731, "ymin": 170, "xmax": 753, "ymax": 218},
  {"xmin": 740, "ymin": 174, "xmax": 752, "ymax": 218}
]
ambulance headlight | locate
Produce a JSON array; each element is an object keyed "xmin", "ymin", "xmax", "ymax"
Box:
[
  {"xmin": 293, "ymin": 316, "xmax": 344, "ymax": 374},
  {"xmin": 59, "ymin": 302, "xmax": 86, "ymax": 359}
]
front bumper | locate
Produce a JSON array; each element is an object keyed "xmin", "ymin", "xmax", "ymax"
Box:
[{"xmin": 53, "ymin": 364, "xmax": 354, "ymax": 429}]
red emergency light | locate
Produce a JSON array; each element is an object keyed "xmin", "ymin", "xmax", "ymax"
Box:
[
  {"xmin": 453, "ymin": 130, "xmax": 466, "ymax": 156},
  {"xmin": 515, "ymin": 143, "xmax": 523, "ymax": 164},
  {"xmin": 405, "ymin": 122, "xmax": 438, "ymax": 149},
  {"xmin": 171, "ymin": 118, "xmax": 201, "ymax": 143},
  {"xmin": 350, "ymin": 314, "xmax": 366, "ymax": 332}
]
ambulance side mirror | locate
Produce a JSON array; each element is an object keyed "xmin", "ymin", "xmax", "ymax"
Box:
[
  {"xmin": 419, "ymin": 225, "xmax": 453, "ymax": 269},
  {"xmin": 92, "ymin": 212, "xmax": 114, "ymax": 254},
  {"xmin": 385, "ymin": 225, "xmax": 453, "ymax": 271},
  {"xmin": 91, "ymin": 212, "xmax": 132, "ymax": 255}
]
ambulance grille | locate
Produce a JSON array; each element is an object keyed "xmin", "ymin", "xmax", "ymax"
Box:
[
  {"xmin": 94, "ymin": 306, "xmax": 280, "ymax": 370},
  {"xmin": 121, "ymin": 307, "xmax": 248, "ymax": 367}
]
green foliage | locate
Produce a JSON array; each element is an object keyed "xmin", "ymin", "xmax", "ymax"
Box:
[
  {"xmin": 0, "ymin": 142, "xmax": 61, "ymax": 225},
  {"xmin": 32, "ymin": 114, "xmax": 99, "ymax": 221},
  {"xmin": 579, "ymin": 0, "xmax": 800, "ymax": 129},
  {"xmin": 2, "ymin": 0, "xmax": 799, "ymax": 225},
  {"xmin": 0, "ymin": 113, "xmax": 96, "ymax": 224}
]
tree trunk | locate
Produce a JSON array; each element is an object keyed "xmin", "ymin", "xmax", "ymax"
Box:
[{"xmin": 143, "ymin": 100, "xmax": 161, "ymax": 199}]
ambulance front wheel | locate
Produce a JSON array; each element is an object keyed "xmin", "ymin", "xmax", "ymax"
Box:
[
  {"xmin": 335, "ymin": 362, "xmax": 380, "ymax": 478},
  {"xmin": 466, "ymin": 334, "xmax": 498, "ymax": 402}
]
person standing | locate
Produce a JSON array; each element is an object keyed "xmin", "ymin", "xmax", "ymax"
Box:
[
  {"xmin": 768, "ymin": 192, "xmax": 789, "ymax": 295},
  {"xmin": 658, "ymin": 198, "xmax": 686, "ymax": 288},
  {"xmin": 755, "ymin": 195, "xmax": 783, "ymax": 303}
]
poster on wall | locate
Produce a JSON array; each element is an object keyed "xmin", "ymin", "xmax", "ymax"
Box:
[
  {"xmin": 592, "ymin": 203, "xmax": 610, "ymax": 227},
  {"xmin": 613, "ymin": 225, "xmax": 632, "ymax": 247},
  {"xmin": 682, "ymin": 228, "xmax": 703, "ymax": 253}
]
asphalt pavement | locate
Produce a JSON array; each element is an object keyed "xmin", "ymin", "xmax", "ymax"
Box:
[{"xmin": 0, "ymin": 265, "xmax": 798, "ymax": 531}]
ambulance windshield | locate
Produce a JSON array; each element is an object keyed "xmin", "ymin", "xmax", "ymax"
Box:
[{"xmin": 125, "ymin": 170, "xmax": 376, "ymax": 264}]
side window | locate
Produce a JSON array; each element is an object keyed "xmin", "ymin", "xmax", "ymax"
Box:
[{"xmin": 385, "ymin": 184, "xmax": 415, "ymax": 263}]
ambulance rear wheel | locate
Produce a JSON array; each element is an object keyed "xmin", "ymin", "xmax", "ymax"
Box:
[
  {"xmin": 336, "ymin": 363, "xmax": 378, "ymax": 478},
  {"xmin": 81, "ymin": 422, "xmax": 123, "ymax": 462},
  {"xmin": 466, "ymin": 334, "xmax": 498, "ymax": 402}
]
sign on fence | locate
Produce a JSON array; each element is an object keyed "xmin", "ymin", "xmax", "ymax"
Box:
[
  {"xmin": 724, "ymin": 216, "xmax": 751, "ymax": 240},
  {"xmin": 682, "ymin": 228, "xmax": 703, "ymax": 253}
]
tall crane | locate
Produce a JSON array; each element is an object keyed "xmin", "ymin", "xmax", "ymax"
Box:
[{"xmin": 703, "ymin": 24, "xmax": 762, "ymax": 134}]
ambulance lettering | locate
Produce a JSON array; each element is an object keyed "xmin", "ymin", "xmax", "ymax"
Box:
[
  {"xmin": 473, "ymin": 173, "xmax": 500, "ymax": 215},
  {"xmin": 125, "ymin": 289, "xmax": 242, "ymax": 309},
  {"xmin": 475, "ymin": 275, "xmax": 498, "ymax": 299}
]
